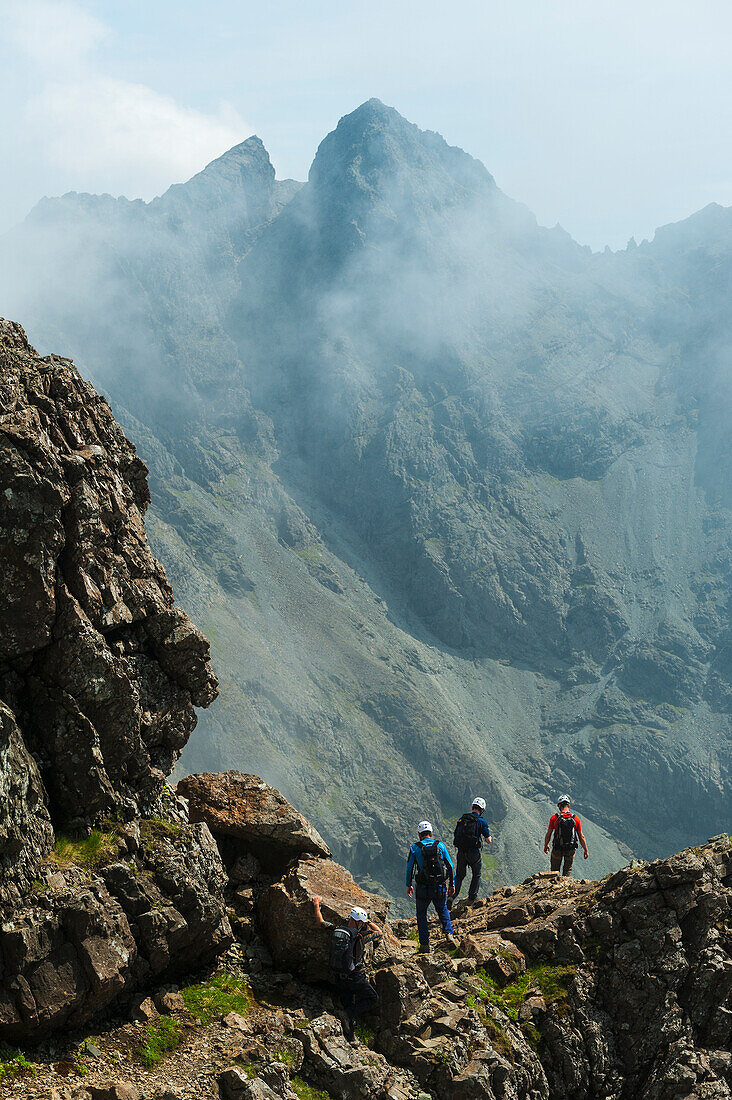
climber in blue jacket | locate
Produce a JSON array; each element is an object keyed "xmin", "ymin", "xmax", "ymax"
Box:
[{"xmin": 405, "ymin": 820, "xmax": 457, "ymax": 952}]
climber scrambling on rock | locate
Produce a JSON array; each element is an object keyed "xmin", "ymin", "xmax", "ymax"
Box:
[
  {"xmin": 544, "ymin": 794, "xmax": 588, "ymax": 876},
  {"xmin": 450, "ymin": 795, "xmax": 492, "ymax": 906},
  {"xmin": 312, "ymin": 895, "xmax": 381, "ymax": 1042},
  {"xmin": 406, "ymin": 820, "xmax": 458, "ymax": 952}
]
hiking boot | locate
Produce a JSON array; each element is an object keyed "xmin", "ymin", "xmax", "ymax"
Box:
[
  {"xmin": 445, "ymin": 933, "xmax": 459, "ymax": 948},
  {"xmin": 417, "ymin": 943, "xmax": 430, "ymax": 954},
  {"xmin": 343, "ymin": 1017, "xmax": 356, "ymax": 1043}
]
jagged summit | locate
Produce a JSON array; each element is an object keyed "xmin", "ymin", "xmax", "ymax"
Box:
[
  {"xmin": 154, "ymin": 135, "xmax": 277, "ymax": 218},
  {"xmin": 308, "ymin": 97, "xmax": 497, "ymax": 214},
  {"xmin": 648, "ymin": 199, "xmax": 732, "ymax": 253}
]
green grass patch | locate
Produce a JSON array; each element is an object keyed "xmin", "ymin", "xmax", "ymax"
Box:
[
  {"xmin": 51, "ymin": 830, "xmax": 119, "ymax": 870},
  {"xmin": 296, "ymin": 546, "xmax": 323, "ymax": 564},
  {"xmin": 291, "ymin": 1078, "xmax": 333, "ymax": 1100},
  {"xmin": 137, "ymin": 1016, "xmax": 181, "ymax": 1068},
  {"xmin": 483, "ymin": 852, "xmax": 498, "ymax": 882},
  {"xmin": 483, "ymin": 1015, "xmax": 515, "ymax": 1060},
  {"xmin": 355, "ymin": 1022, "xmax": 376, "ymax": 1047},
  {"xmin": 475, "ymin": 963, "xmax": 576, "ymax": 1036},
  {"xmin": 0, "ymin": 1049, "xmax": 36, "ymax": 1081},
  {"xmin": 272, "ymin": 1050, "xmax": 295, "ymax": 1066},
  {"xmin": 140, "ymin": 817, "xmax": 185, "ymax": 842},
  {"xmin": 521, "ymin": 1020, "xmax": 542, "ymax": 1050},
  {"xmin": 180, "ymin": 970, "xmax": 253, "ymax": 1023}
]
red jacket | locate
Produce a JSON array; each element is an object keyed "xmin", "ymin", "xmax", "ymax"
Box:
[{"xmin": 548, "ymin": 811, "xmax": 581, "ymax": 844}]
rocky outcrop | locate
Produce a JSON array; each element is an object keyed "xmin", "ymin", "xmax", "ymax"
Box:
[
  {"xmin": 177, "ymin": 771, "xmax": 331, "ymax": 871},
  {"xmin": 369, "ymin": 837, "xmax": 732, "ymax": 1100},
  {"xmin": 0, "ymin": 319, "xmax": 218, "ymax": 833},
  {"xmin": 0, "ymin": 817, "xmax": 231, "ymax": 1041},
  {"xmin": 0, "ymin": 320, "xmax": 226, "ymax": 1040},
  {"xmin": 0, "ymin": 700, "xmax": 54, "ymax": 906},
  {"xmin": 243, "ymin": 831, "xmax": 732, "ymax": 1100},
  {"xmin": 2, "ymin": 746, "xmax": 731, "ymax": 1100},
  {"xmin": 177, "ymin": 769, "xmax": 389, "ymax": 982},
  {"xmin": 258, "ymin": 854, "xmax": 392, "ymax": 982}
]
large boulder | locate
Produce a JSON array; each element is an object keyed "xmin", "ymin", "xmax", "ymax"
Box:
[
  {"xmin": 0, "ymin": 873, "xmax": 137, "ymax": 1039},
  {"xmin": 257, "ymin": 854, "xmax": 390, "ymax": 981},
  {"xmin": 177, "ymin": 771, "xmax": 331, "ymax": 872}
]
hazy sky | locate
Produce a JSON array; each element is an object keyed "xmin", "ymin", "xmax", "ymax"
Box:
[{"xmin": 1, "ymin": 0, "xmax": 731, "ymax": 249}]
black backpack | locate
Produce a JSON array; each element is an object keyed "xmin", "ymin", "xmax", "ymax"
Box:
[
  {"xmin": 329, "ymin": 927, "xmax": 354, "ymax": 972},
  {"xmin": 454, "ymin": 812, "xmax": 479, "ymax": 850},
  {"xmin": 417, "ymin": 840, "xmax": 448, "ymax": 887},
  {"xmin": 553, "ymin": 814, "xmax": 578, "ymax": 852}
]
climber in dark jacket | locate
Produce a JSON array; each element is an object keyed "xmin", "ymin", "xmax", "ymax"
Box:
[
  {"xmin": 451, "ymin": 796, "xmax": 492, "ymax": 905},
  {"xmin": 406, "ymin": 821, "xmax": 457, "ymax": 952},
  {"xmin": 313, "ymin": 895, "xmax": 381, "ymax": 1042}
]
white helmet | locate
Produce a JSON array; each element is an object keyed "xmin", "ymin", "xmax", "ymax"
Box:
[
  {"xmin": 417, "ymin": 820, "xmax": 433, "ymax": 836},
  {"xmin": 557, "ymin": 794, "xmax": 571, "ymax": 807},
  {"xmin": 349, "ymin": 906, "xmax": 368, "ymax": 923},
  {"xmin": 472, "ymin": 797, "xmax": 487, "ymax": 812}
]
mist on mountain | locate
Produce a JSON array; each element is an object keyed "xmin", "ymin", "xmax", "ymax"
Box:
[{"xmin": 2, "ymin": 99, "xmax": 731, "ymax": 905}]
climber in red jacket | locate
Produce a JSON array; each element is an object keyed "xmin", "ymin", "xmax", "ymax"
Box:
[{"xmin": 544, "ymin": 795, "xmax": 589, "ymax": 876}]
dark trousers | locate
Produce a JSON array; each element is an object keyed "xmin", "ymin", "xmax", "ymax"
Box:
[
  {"xmin": 551, "ymin": 849, "xmax": 575, "ymax": 876},
  {"xmin": 415, "ymin": 883, "xmax": 454, "ymax": 946},
  {"xmin": 336, "ymin": 970, "xmax": 378, "ymax": 1021},
  {"xmin": 454, "ymin": 849, "xmax": 482, "ymax": 900}
]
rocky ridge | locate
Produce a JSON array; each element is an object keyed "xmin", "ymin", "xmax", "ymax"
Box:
[
  {"xmin": 2, "ymin": 765, "xmax": 731, "ymax": 1100},
  {"xmin": 0, "ymin": 321, "xmax": 227, "ymax": 1025}
]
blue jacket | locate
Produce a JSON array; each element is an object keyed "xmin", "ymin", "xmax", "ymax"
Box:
[{"xmin": 406, "ymin": 837, "xmax": 455, "ymax": 888}]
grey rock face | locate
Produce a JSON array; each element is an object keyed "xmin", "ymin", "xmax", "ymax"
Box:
[{"xmin": 0, "ymin": 320, "xmax": 229, "ymax": 1039}]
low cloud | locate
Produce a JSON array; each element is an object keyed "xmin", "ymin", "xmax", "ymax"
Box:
[
  {"xmin": 1, "ymin": 0, "xmax": 248, "ymax": 212},
  {"xmin": 25, "ymin": 76, "xmax": 245, "ymax": 198}
]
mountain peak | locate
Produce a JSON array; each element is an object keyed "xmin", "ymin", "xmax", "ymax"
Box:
[
  {"xmin": 307, "ymin": 98, "xmax": 496, "ymax": 218},
  {"xmin": 151, "ymin": 135, "xmax": 286, "ymax": 233},
  {"xmin": 156, "ymin": 135, "xmax": 276, "ymax": 212},
  {"xmin": 200, "ymin": 135, "xmax": 273, "ymax": 175}
]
